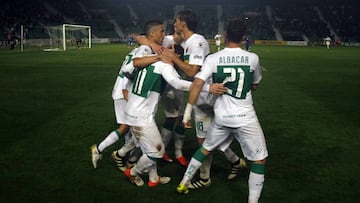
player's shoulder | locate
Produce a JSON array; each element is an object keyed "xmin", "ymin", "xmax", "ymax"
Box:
[
  {"xmin": 129, "ymin": 47, "xmax": 138, "ymax": 55},
  {"xmin": 242, "ymin": 50, "xmax": 259, "ymax": 62},
  {"xmin": 244, "ymin": 49, "xmax": 258, "ymax": 56},
  {"xmin": 188, "ymin": 34, "xmax": 209, "ymax": 50},
  {"xmin": 162, "ymin": 35, "xmax": 174, "ymax": 47},
  {"xmin": 188, "ymin": 33, "xmax": 207, "ymax": 43},
  {"xmin": 135, "ymin": 45, "xmax": 152, "ymax": 57},
  {"xmin": 137, "ymin": 44, "xmax": 151, "ymax": 50},
  {"xmin": 194, "ymin": 33, "xmax": 207, "ymax": 41}
]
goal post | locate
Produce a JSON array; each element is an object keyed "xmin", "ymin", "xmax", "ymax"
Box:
[{"xmin": 45, "ymin": 24, "xmax": 91, "ymax": 51}]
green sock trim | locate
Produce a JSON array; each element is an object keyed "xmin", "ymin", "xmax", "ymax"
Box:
[
  {"xmin": 193, "ymin": 147, "xmax": 207, "ymax": 163},
  {"xmin": 251, "ymin": 162, "xmax": 266, "ymax": 174},
  {"xmin": 174, "ymin": 125, "xmax": 185, "ymax": 135},
  {"xmin": 114, "ymin": 129, "xmax": 122, "ymax": 139}
]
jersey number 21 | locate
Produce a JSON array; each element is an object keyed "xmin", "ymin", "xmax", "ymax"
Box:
[{"xmin": 213, "ymin": 65, "xmax": 253, "ymax": 99}]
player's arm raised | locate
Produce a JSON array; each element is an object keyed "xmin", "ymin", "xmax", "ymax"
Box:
[
  {"xmin": 133, "ymin": 55, "xmax": 161, "ymax": 68},
  {"xmin": 135, "ymin": 35, "xmax": 163, "ymax": 54}
]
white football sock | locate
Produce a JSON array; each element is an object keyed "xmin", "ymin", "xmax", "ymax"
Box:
[
  {"xmin": 248, "ymin": 172, "xmax": 264, "ymax": 202},
  {"xmin": 117, "ymin": 138, "xmax": 136, "ymax": 157},
  {"xmin": 128, "ymin": 147, "xmax": 141, "ymax": 163},
  {"xmin": 148, "ymin": 164, "xmax": 159, "ymax": 183},
  {"xmin": 223, "ymin": 147, "xmax": 240, "ymax": 164},
  {"xmin": 174, "ymin": 132, "xmax": 185, "ymax": 157},
  {"xmin": 98, "ymin": 131, "xmax": 119, "ymax": 152},
  {"xmin": 199, "ymin": 154, "xmax": 213, "ymax": 180},
  {"xmin": 181, "ymin": 157, "xmax": 202, "ymax": 185},
  {"xmin": 161, "ymin": 128, "xmax": 173, "ymax": 147},
  {"xmin": 134, "ymin": 154, "xmax": 156, "ymax": 174}
]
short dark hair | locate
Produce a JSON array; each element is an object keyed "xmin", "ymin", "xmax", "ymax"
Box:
[
  {"xmin": 226, "ymin": 18, "xmax": 247, "ymax": 43},
  {"xmin": 144, "ymin": 20, "xmax": 163, "ymax": 37},
  {"xmin": 176, "ymin": 9, "xmax": 198, "ymax": 32}
]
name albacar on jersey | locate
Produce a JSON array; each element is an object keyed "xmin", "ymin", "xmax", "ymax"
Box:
[{"xmin": 219, "ymin": 56, "xmax": 249, "ymax": 64}]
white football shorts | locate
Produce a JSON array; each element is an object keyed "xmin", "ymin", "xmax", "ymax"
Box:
[
  {"xmin": 130, "ymin": 122, "xmax": 165, "ymax": 159},
  {"xmin": 203, "ymin": 120, "xmax": 268, "ymax": 161},
  {"xmin": 114, "ymin": 99, "xmax": 127, "ymax": 124},
  {"xmin": 193, "ymin": 104, "xmax": 214, "ymax": 139}
]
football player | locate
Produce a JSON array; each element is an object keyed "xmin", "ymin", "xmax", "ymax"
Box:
[{"xmin": 177, "ymin": 18, "xmax": 268, "ymax": 203}]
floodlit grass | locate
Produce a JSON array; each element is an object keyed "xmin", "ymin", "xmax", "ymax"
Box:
[{"xmin": 0, "ymin": 44, "xmax": 359, "ymax": 202}]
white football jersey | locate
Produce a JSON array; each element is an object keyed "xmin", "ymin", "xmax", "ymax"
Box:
[
  {"xmin": 112, "ymin": 48, "xmax": 138, "ymax": 100},
  {"xmin": 195, "ymin": 47, "xmax": 262, "ymax": 127},
  {"xmin": 125, "ymin": 61, "xmax": 193, "ymax": 127},
  {"xmin": 182, "ymin": 33, "xmax": 216, "ymax": 108},
  {"xmin": 133, "ymin": 45, "xmax": 153, "ymax": 59},
  {"xmin": 162, "ymin": 35, "xmax": 175, "ymax": 48},
  {"xmin": 183, "ymin": 33, "xmax": 209, "ymax": 66}
]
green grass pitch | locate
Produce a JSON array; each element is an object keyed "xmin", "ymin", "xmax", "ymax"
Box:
[{"xmin": 0, "ymin": 44, "xmax": 359, "ymax": 202}]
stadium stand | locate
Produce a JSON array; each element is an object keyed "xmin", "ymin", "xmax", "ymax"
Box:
[{"xmin": 1, "ymin": 0, "xmax": 359, "ymax": 47}]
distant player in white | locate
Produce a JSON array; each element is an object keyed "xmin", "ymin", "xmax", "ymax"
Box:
[
  {"xmin": 324, "ymin": 36, "xmax": 331, "ymax": 49},
  {"xmin": 177, "ymin": 19, "xmax": 268, "ymax": 203},
  {"xmin": 214, "ymin": 33, "xmax": 222, "ymax": 52},
  {"xmin": 90, "ymin": 48, "xmax": 141, "ymax": 171},
  {"xmin": 161, "ymin": 9, "xmax": 247, "ymax": 189}
]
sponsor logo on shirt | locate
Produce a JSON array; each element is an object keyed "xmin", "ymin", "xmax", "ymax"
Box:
[{"xmin": 194, "ymin": 55, "xmax": 202, "ymax": 60}]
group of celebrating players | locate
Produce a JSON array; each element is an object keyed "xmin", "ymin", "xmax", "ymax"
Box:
[{"xmin": 90, "ymin": 8, "xmax": 268, "ymax": 203}]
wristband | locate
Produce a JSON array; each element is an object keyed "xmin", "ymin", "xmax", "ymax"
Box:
[{"xmin": 183, "ymin": 103, "xmax": 193, "ymax": 123}]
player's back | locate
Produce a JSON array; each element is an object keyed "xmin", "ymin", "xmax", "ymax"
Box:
[
  {"xmin": 125, "ymin": 61, "xmax": 181, "ymax": 126},
  {"xmin": 204, "ymin": 47, "xmax": 262, "ymax": 127}
]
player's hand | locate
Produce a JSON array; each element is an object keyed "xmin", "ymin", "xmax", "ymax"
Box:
[
  {"xmin": 251, "ymin": 84, "xmax": 258, "ymax": 91},
  {"xmin": 122, "ymin": 89, "xmax": 128, "ymax": 101},
  {"xmin": 182, "ymin": 103, "xmax": 193, "ymax": 129},
  {"xmin": 150, "ymin": 43, "xmax": 164, "ymax": 54},
  {"xmin": 159, "ymin": 46, "xmax": 176, "ymax": 61},
  {"xmin": 183, "ymin": 120, "xmax": 192, "ymax": 129},
  {"xmin": 209, "ymin": 83, "xmax": 227, "ymax": 95}
]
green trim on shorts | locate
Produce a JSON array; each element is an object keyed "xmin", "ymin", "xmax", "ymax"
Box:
[
  {"xmin": 147, "ymin": 154, "xmax": 161, "ymax": 162},
  {"xmin": 193, "ymin": 147, "xmax": 207, "ymax": 163},
  {"xmin": 115, "ymin": 129, "xmax": 122, "ymax": 139},
  {"xmin": 174, "ymin": 125, "xmax": 185, "ymax": 135},
  {"xmin": 251, "ymin": 162, "xmax": 266, "ymax": 174}
]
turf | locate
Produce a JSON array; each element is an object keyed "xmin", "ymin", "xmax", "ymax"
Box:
[{"xmin": 0, "ymin": 44, "xmax": 359, "ymax": 202}]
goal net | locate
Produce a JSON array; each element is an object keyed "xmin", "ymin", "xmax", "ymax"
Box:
[{"xmin": 45, "ymin": 24, "xmax": 91, "ymax": 51}]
